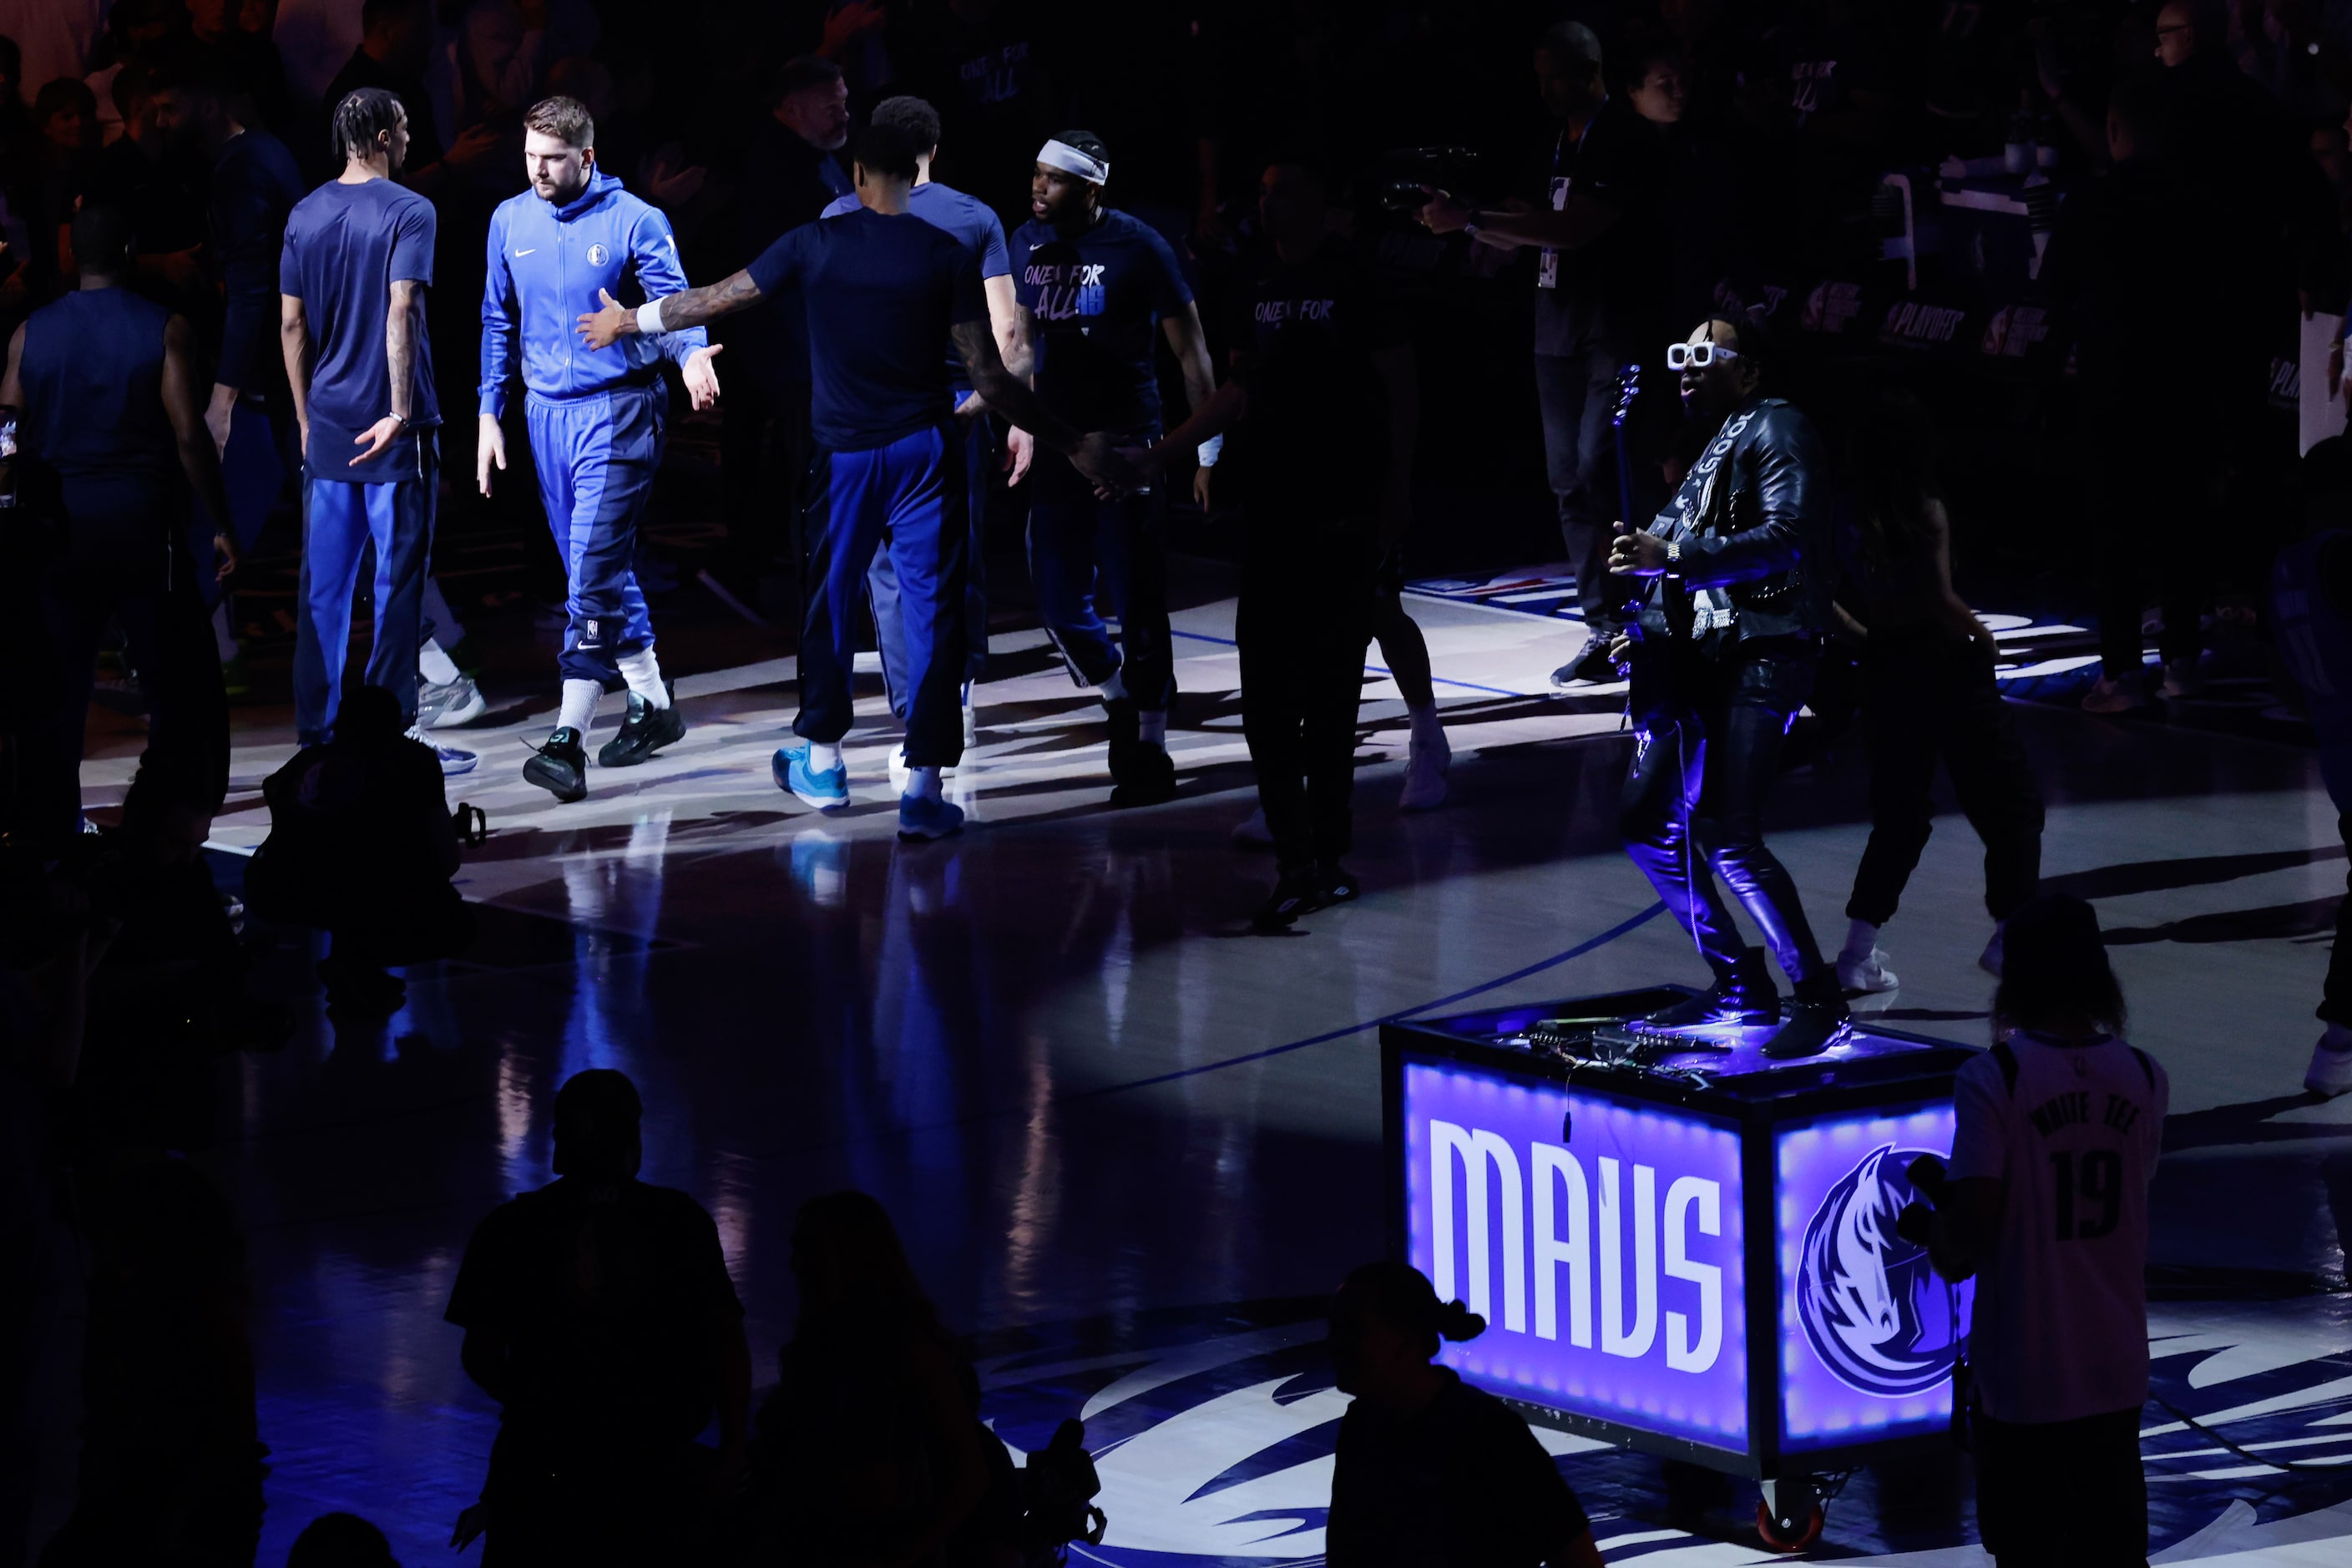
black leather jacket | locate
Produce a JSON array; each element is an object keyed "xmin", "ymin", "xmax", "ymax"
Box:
[{"xmin": 1632, "ymin": 396, "xmax": 1832, "ymax": 649}]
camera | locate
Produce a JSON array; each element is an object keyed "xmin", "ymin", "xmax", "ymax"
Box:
[{"xmin": 1366, "ymin": 146, "xmax": 1490, "ymax": 214}]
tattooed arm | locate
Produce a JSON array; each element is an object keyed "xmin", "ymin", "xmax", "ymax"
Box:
[
  {"xmin": 953, "ymin": 319, "xmax": 1136, "ymax": 493},
  {"xmin": 578, "ymin": 271, "xmax": 764, "ymax": 348},
  {"xmin": 351, "ymin": 278, "xmax": 424, "ymax": 465}
]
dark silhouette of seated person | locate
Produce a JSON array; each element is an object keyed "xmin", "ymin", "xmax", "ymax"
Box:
[
  {"xmin": 751, "ymin": 1190, "xmax": 991, "ymax": 1565},
  {"xmin": 246, "ymin": 684, "xmax": 472, "ymax": 1015},
  {"xmin": 443, "ymin": 1070, "xmax": 750, "ymax": 1566},
  {"xmin": 1324, "ymin": 1262, "xmax": 1603, "ymax": 1568},
  {"xmin": 286, "ymin": 1511, "xmax": 401, "ymax": 1567}
]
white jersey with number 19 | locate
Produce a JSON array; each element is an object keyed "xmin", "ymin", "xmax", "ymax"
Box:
[{"xmin": 1947, "ymin": 1030, "xmax": 2168, "ymax": 1424}]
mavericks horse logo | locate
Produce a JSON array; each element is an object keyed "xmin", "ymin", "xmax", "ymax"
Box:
[{"xmin": 1797, "ymin": 1144, "xmax": 1965, "ymax": 1398}]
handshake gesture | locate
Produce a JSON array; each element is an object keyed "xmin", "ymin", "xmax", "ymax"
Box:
[{"xmin": 1070, "ymin": 433, "xmax": 1150, "ymax": 498}]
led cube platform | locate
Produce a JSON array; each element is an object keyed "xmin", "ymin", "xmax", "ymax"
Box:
[{"xmin": 1384, "ymin": 989, "xmax": 1978, "ymax": 1480}]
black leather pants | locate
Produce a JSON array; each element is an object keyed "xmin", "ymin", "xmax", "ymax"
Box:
[{"xmin": 1619, "ymin": 640, "xmax": 1830, "ymax": 987}]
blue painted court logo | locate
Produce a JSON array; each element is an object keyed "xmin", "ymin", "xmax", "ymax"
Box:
[
  {"xmin": 969, "ymin": 1294, "xmax": 2352, "ymax": 1563},
  {"xmin": 587, "ymin": 242, "xmax": 608, "ymax": 266},
  {"xmin": 1797, "ymin": 1145, "xmax": 1965, "ymax": 1399}
]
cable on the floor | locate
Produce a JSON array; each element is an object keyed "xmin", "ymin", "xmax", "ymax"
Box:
[{"xmin": 2147, "ymin": 1393, "xmax": 2352, "ymax": 1474}]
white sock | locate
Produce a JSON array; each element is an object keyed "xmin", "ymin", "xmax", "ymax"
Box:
[
  {"xmin": 419, "ymin": 638, "xmax": 460, "ymax": 685},
  {"xmin": 558, "ymin": 678, "xmax": 599, "ymax": 735},
  {"xmin": 907, "ymin": 765, "xmax": 943, "ymax": 801},
  {"xmin": 1139, "ymin": 708, "xmax": 1167, "ymax": 746},
  {"xmin": 617, "ymin": 647, "xmax": 669, "ymax": 706},
  {"xmin": 1840, "ymin": 918, "xmax": 1879, "ymax": 962},
  {"xmin": 807, "ymin": 741, "xmax": 842, "ymax": 772},
  {"xmin": 210, "ymin": 602, "xmax": 237, "ymax": 662},
  {"xmin": 1098, "ymin": 670, "xmax": 1130, "ymax": 704},
  {"xmin": 1408, "ymin": 702, "xmax": 1445, "ymax": 749}
]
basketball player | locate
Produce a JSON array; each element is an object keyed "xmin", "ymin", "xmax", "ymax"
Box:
[
  {"xmin": 1914, "ymin": 893, "xmax": 2166, "ymax": 1568},
  {"xmin": 1008, "ymin": 129, "xmax": 1217, "ymax": 807},
  {"xmin": 280, "ymin": 87, "xmax": 474, "ymax": 774},
  {"xmin": 579, "ymin": 122, "xmax": 1133, "ymax": 839},
  {"xmin": 819, "ymin": 94, "xmax": 1024, "ymax": 762},
  {"xmin": 478, "ymin": 94, "xmax": 721, "ymax": 803}
]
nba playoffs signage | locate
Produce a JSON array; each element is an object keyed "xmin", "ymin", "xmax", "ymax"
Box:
[{"xmin": 1400, "ymin": 1060, "xmax": 1971, "ymax": 1460}]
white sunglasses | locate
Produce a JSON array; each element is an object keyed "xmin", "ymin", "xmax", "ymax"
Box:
[{"xmin": 1666, "ymin": 341, "xmax": 1741, "ymax": 370}]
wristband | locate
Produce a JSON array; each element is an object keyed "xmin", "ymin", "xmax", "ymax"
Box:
[
  {"xmin": 1196, "ymin": 434, "xmax": 1224, "ymax": 468},
  {"xmin": 636, "ymin": 300, "xmax": 666, "ymax": 336}
]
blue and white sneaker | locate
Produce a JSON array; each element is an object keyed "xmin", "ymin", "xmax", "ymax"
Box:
[
  {"xmin": 774, "ymin": 746, "xmax": 849, "ymax": 811},
  {"xmin": 897, "ymin": 792, "xmax": 964, "ymax": 841},
  {"xmin": 407, "ymin": 725, "xmax": 478, "ymax": 777}
]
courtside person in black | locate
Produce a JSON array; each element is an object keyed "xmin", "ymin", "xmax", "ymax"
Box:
[
  {"xmin": 5, "ymin": 203, "xmax": 236, "ymax": 845},
  {"xmin": 578, "ymin": 122, "xmax": 1135, "ymax": 841},
  {"xmin": 1146, "ymin": 159, "xmax": 1420, "ymax": 928},
  {"xmin": 1324, "ymin": 1263, "xmax": 1603, "ymax": 1568},
  {"xmin": 1607, "ymin": 316, "xmax": 1851, "ymax": 1059}
]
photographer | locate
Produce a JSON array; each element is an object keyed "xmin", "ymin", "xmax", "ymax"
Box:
[
  {"xmin": 1418, "ymin": 20, "xmax": 1667, "ymax": 690},
  {"xmin": 3, "ymin": 202, "xmax": 235, "ymax": 849},
  {"xmin": 246, "ymin": 685, "xmax": 473, "ymax": 1019},
  {"xmin": 1915, "ymin": 893, "xmax": 2167, "ymax": 1568}
]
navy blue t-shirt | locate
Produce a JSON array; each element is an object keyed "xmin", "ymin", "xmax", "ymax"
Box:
[
  {"xmin": 746, "ymin": 207, "xmax": 987, "ymax": 451},
  {"xmin": 822, "ymin": 181, "xmax": 1009, "ymax": 393},
  {"xmin": 1010, "ymin": 209, "xmax": 1192, "ymax": 434},
  {"xmin": 279, "ymin": 176, "xmax": 441, "ymax": 482}
]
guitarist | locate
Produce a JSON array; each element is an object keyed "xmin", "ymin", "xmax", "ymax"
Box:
[{"xmin": 1605, "ymin": 315, "xmax": 1851, "ymax": 1059}]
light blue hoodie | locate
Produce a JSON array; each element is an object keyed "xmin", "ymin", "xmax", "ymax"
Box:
[{"xmin": 478, "ymin": 167, "xmax": 706, "ymax": 417}]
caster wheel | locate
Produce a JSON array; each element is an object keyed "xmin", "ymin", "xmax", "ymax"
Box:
[{"xmin": 1756, "ymin": 1498, "xmax": 1824, "ymax": 1553}]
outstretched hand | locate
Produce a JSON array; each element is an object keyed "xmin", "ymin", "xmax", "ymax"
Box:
[
  {"xmin": 578, "ymin": 287, "xmax": 633, "ymax": 351},
  {"xmin": 682, "ymin": 343, "xmax": 724, "ymax": 410},
  {"xmin": 349, "ymin": 415, "xmax": 403, "ymax": 467}
]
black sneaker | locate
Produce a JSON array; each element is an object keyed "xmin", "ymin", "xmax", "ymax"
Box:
[
  {"xmin": 524, "ymin": 727, "xmax": 589, "ymax": 802},
  {"xmin": 1317, "ymin": 862, "xmax": 1362, "ymax": 905},
  {"xmin": 1550, "ymin": 636, "xmax": 1620, "ymax": 689},
  {"xmin": 1104, "ymin": 697, "xmax": 1179, "ymax": 806},
  {"xmin": 598, "ymin": 684, "xmax": 686, "ymax": 767},
  {"xmin": 1110, "ymin": 741, "xmax": 1177, "ymax": 807},
  {"xmin": 1252, "ymin": 869, "xmax": 1325, "ymax": 931},
  {"xmin": 1641, "ymin": 951, "xmax": 1778, "ymax": 1030},
  {"xmin": 1763, "ymin": 981, "xmax": 1854, "ymax": 1059}
]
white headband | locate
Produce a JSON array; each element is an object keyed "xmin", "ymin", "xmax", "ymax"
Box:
[{"xmin": 1037, "ymin": 139, "xmax": 1109, "ymax": 185}]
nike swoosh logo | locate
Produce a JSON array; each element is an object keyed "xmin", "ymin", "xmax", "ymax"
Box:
[{"xmin": 515, "ymin": 248, "xmax": 536, "ymax": 256}]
